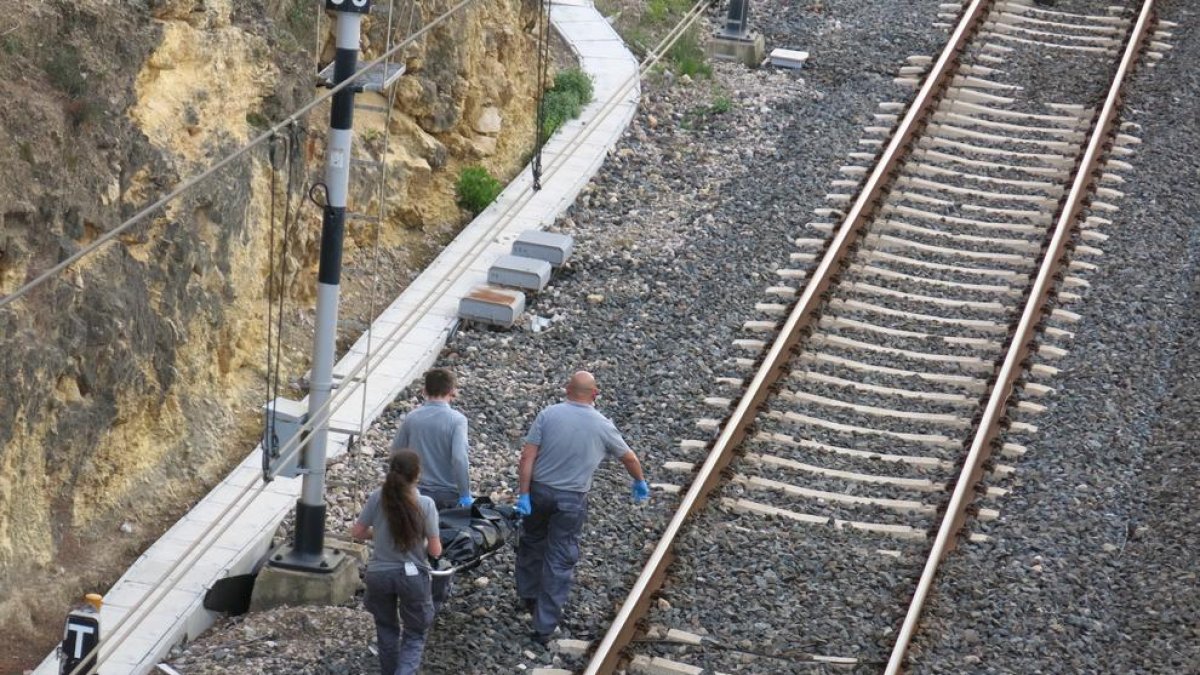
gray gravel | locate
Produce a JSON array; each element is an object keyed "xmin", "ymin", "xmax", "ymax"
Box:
[{"xmin": 172, "ymin": 1, "xmax": 1200, "ymax": 673}]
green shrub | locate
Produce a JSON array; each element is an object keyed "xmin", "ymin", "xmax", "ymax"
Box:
[
  {"xmin": 646, "ymin": 0, "xmax": 670, "ymax": 24},
  {"xmin": 246, "ymin": 111, "xmax": 271, "ymax": 129},
  {"xmin": 709, "ymin": 95, "xmax": 732, "ymax": 115},
  {"xmin": 539, "ymin": 68, "xmax": 594, "ymax": 142},
  {"xmin": 540, "ymin": 89, "xmax": 582, "ymax": 142},
  {"xmin": 668, "ymin": 28, "xmax": 711, "ymax": 78},
  {"xmin": 456, "ymin": 166, "xmax": 502, "ymax": 215},
  {"xmin": 554, "ymin": 68, "xmax": 594, "ymax": 105},
  {"xmin": 645, "ymin": 0, "xmax": 693, "ymax": 24}
]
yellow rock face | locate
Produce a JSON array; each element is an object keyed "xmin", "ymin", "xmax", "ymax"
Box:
[{"xmin": 0, "ymin": 0, "xmax": 542, "ymax": 662}]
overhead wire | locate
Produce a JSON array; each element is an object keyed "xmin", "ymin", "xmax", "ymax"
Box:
[
  {"xmin": 355, "ymin": 0, "xmax": 404, "ymax": 441},
  {"xmin": 262, "ymin": 122, "xmax": 305, "ymax": 475},
  {"xmin": 531, "ymin": 0, "xmax": 551, "ymax": 190},
  {"xmin": 262, "ymin": 132, "xmax": 282, "ymax": 476}
]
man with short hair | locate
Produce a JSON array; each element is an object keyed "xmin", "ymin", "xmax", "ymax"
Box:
[
  {"xmin": 391, "ymin": 367, "xmax": 472, "ymax": 611},
  {"xmin": 391, "ymin": 368, "xmax": 473, "ymax": 510},
  {"xmin": 514, "ymin": 370, "xmax": 649, "ymax": 644}
]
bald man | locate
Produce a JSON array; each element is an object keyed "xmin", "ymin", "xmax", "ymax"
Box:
[{"xmin": 514, "ymin": 371, "xmax": 649, "ymax": 644}]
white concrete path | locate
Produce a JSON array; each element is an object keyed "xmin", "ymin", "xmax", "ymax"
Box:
[{"xmin": 35, "ymin": 2, "xmax": 636, "ymax": 672}]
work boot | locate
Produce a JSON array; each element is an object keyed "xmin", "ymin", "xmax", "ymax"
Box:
[{"xmin": 530, "ymin": 627, "xmax": 560, "ymax": 647}]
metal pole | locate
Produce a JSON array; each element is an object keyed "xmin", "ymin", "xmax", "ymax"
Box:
[
  {"xmin": 292, "ymin": 0, "xmax": 371, "ymax": 566},
  {"xmin": 720, "ymin": 0, "xmax": 750, "ymax": 39}
]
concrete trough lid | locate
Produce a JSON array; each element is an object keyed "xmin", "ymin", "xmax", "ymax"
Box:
[
  {"xmin": 513, "ymin": 230, "xmax": 574, "ymax": 266},
  {"xmin": 488, "ymin": 254, "xmax": 553, "ymax": 292},
  {"xmin": 458, "ymin": 285, "xmax": 526, "ymax": 328},
  {"xmin": 770, "ymin": 48, "xmax": 809, "ymax": 69}
]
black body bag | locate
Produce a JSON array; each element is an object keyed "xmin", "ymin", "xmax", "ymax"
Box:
[{"xmin": 436, "ymin": 497, "xmax": 520, "ymax": 572}]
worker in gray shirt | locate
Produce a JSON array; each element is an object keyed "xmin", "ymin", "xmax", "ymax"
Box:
[
  {"xmin": 390, "ymin": 367, "xmax": 471, "ymax": 611},
  {"xmin": 391, "ymin": 368, "xmax": 473, "ymax": 510},
  {"xmin": 352, "ymin": 450, "xmax": 441, "ymax": 675},
  {"xmin": 514, "ymin": 370, "xmax": 649, "ymax": 644}
]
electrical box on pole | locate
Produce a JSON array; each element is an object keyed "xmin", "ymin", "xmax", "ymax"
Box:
[{"xmin": 262, "ymin": 397, "xmax": 309, "ymax": 480}]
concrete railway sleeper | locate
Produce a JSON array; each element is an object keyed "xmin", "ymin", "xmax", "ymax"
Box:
[{"xmin": 580, "ymin": 0, "xmax": 1164, "ymax": 672}]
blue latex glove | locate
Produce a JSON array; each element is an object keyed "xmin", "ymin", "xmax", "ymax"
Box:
[
  {"xmin": 631, "ymin": 479, "xmax": 650, "ymax": 503},
  {"xmin": 457, "ymin": 494, "xmax": 474, "ymax": 508},
  {"xmin": 515, "ymin": 493, "xmax": 532, "ymax": 516}
]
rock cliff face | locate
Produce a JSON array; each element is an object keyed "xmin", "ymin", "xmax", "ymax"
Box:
[{"xmin": 0, "ymin": 0, "xmax": 539, "ymax": 665}]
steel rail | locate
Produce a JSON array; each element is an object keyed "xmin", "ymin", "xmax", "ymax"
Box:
[
  {"xmin": 883, "ymin": 1, "xmax": 1156, "ymax": 672},
  {"xmin": 583, "ymin": 1, "xmax": 994, "ymax": 672}
]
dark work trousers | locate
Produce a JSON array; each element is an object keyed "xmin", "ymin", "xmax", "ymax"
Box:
[
  {"xmin": 515, "ymin": 482, "xmax": 589, "ymax": 636},
  {"xmin": 419, "ymin": 486, "xmax": 459, "ymax": 612},
  {"xmin": 365, "ymin": 567, "xmax": 435, "ymax": 675}
]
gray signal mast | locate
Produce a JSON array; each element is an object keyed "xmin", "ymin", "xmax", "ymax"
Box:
[{"xmin": 274, "ymin": 0, "xmax": 372, "ymax": 573}]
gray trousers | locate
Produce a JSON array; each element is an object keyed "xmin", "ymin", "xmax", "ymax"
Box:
[
  {"xmin": 515, "ymin": 483, "xmax": 589, "ymax": 635},
  {"xmin": 419, "ymin": 486, "xmax": 458, "ymax": 611},
  {"xmin": 364, "ymin": 567, "xmax": 434, "ymax": 675}
]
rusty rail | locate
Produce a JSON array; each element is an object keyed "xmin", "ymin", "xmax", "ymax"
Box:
[
  {"xmin": 582, "ymin": 2, "xmax": 995, "ymax": 672},
  {"xmin": 883, "ymin": 1, "xmax": 1157, "ymax": 672}
]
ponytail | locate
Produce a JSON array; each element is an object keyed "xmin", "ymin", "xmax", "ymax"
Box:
[{"xmin": 382, "ymin": 449, "xmax": 425, "ymax": 550}]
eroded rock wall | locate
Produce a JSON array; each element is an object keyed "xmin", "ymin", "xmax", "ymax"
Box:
[{"xmin": 0, "ymin": 0, "xmax": 539, "ymax": 663}]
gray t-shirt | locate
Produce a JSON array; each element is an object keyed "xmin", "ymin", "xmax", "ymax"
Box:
[
  {"xmin": 524, "ymin": 401, "xmax": 632, "ymax": 492},
  {"xmin": 390, "ymin": 402, "xmax": 470, "ymax": 497},
  {"xmin": 356, "ymin": 488, "xmax": 439, "ymax": 572}
]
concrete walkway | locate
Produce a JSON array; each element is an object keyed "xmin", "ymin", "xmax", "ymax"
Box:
[{"xmin": 35, "ymin": 2, "xmax": 637, "ymax": 672}]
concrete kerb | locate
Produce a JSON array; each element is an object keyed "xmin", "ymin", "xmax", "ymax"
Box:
[{"xmin": 33, "ymin": 2, "xmax": 636, "ymax": 672}]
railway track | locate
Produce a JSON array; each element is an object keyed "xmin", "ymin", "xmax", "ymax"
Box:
[{"xmin": 581, "ymin": 0, "xmax": 1171, "ymax": 672}]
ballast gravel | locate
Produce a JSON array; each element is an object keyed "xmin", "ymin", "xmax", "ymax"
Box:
[{"xmin": 174, "ymin": 1, "xmax": 1200, "ymax": 674}]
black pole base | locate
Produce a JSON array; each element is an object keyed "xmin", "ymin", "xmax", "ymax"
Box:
[{"xmin": 266, "ymin": 542, "xmax": 347, "ymax": 574}]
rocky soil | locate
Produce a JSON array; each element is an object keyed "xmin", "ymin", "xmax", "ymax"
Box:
[{"xmin": 172, "ymin": 1, "xmax": 1200, "ymax": 674}]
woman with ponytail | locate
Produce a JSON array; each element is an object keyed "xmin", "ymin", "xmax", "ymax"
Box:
[{"xmin": 351, "ymin": 449, "xmax": 442, "ymax": 675}]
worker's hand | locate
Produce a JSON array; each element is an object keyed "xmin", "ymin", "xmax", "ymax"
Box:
[
  {"xmin": 457, "ymin": 494, "xmax": 474, "ymax": 508},
  {"xmin": 631, "ymin": 479, "xmax": 650, "ymax": 503},
  {"xmin": 515, "ymin": 493, "xmax": 532, "ymax": 516}
]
